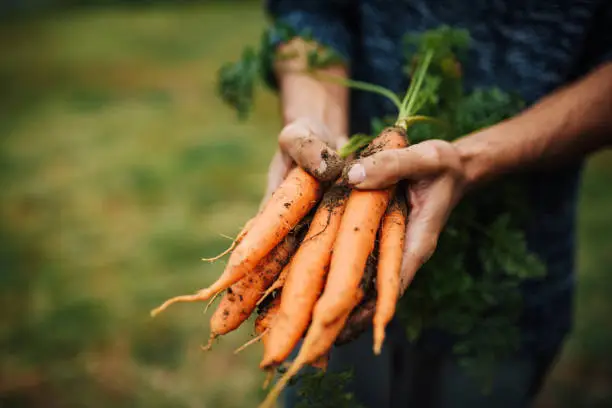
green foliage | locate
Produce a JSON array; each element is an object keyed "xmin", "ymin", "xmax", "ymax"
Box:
[
  {"xmin": 403, "ymin": 25, "xmax": 469, "ymax": 103},
  {"xmin": 396, "ymin": 30, "xmax": 546, "ymax": 380},
  {"xmin": 217, "ymin": 46, "xmax": 260, "ymax": 120},
  {"xmin": 404, "ymin": 25, "xmax": 470, "ymax": 65}
]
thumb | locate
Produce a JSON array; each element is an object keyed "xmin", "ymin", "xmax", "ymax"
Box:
[{"xmin": 346, "ymin": 142, "xmax": 447, "ymax": 189}]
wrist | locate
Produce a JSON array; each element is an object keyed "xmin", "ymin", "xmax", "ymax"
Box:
[
  {"xmin": 279, "ymin": 71, "xmax": 348, "ymax": 137},
  {"xmin": 452, "ymin": 125, "xmax": 506, "ymax": 191},
  {"xmin": 275, "ymin": 38, "xmax": 349, "ymax": 136}
]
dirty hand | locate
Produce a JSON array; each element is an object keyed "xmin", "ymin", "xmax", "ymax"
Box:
[
  {"xmin": 260, "ymin": 117, "xmax": 348, "ymax": 208},
  {"xmin": 336, "ymin": 140, "xmax": 467, "ymax": 344}
]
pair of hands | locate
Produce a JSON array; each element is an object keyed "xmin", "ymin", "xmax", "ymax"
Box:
[{"xmin": 262, "ymin": 118, "xmax": 468, "ymax": 343}]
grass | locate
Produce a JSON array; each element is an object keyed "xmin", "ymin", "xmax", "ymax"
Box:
[{"xmin": 0, "ymin": 2, "xmax": 610, "ymax": 407}]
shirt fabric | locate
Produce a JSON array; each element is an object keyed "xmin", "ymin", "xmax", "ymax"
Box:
[{"xmin": 263, "ymin": 0, "xmax": 612, "ymax": 355}]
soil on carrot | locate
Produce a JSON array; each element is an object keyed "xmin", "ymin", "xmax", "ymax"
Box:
[
  {"xmin": 321, "ymin": 183, "xmax": 350, "ymax": 211},
  {"xmin": 300, "ymin": 183, "xmax": 350, "ymax": 245},
  {"xmin": 335, "ymin": 298, "xmax": 376, "ymax": 345},
  {"xmin": 315, "ymin": 149, "xmax": 345, "ymax": 181},
  {"xmin": 334, "ymin": 254, "xmax": 378, "ymax": 345},
  {"xmin": 360, "ymin": 250, "xmax": 378, "ymax": 293},
  {"xmin": 389, "ymin": 193, "xmax": 409, "ymax": 224}
]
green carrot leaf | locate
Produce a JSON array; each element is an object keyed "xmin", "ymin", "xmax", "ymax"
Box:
[{"xmin": 216, "ymin": 46, "xmax": 260, "ymax": 120}]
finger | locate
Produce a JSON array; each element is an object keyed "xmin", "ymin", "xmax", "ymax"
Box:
[
  {"xmin": 399, "ymin": 178, "xmax": 455, "ymax": 296},
  {"xmin": 335, "ymin": 298, "xmax": 376, "ymax": 346},
  {"xmin": 260, "ymin": 149, "xmax": 292, "ymax": 210},
  {"xmin": 278, "ymin": 119, "xmax": 345, "ymax": 182},
  {"xmin": 346, "ymin": 141, "xmax": 457, "ymax": 189}
]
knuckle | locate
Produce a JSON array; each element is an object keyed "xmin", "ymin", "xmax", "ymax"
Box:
[
  {"xmin": 278, "ymin": 122, "xmax": 304, "ymax": 147},
  {"xmin": 420, "ymin": 140, "xmax": 465, "ymax": 179},
  {"xmin": 419, "ymin": 141, "xmax": 445, "ymax": 168}
]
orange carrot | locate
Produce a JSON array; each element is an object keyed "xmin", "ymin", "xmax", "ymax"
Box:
[
  {"xmin": 316, "ymin": 128, "xmax": 407, "ymax": 323},
  {"xmin": 202, "ymin": 233, "xmax": 298, "ymax": 350},
  {"xmin": 260, "ymin": 182, "xmax": 349, "ymax": 369},
  {"xmin": 373, "ymin": 194, "xmax": 407, "ymax": 355},
  {"xmin": 150, "ymin": 167, "xmax": 321, "ymax": 317}
]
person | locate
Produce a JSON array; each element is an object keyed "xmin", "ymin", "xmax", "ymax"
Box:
[{"xmin": 260, "ymin": 1, "xmax": 612, "ymax": 407}]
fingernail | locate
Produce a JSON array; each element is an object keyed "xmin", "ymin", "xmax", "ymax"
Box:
[{"xmin": 347, "ymin": 164, "xmax": 366, "ymax": 185}]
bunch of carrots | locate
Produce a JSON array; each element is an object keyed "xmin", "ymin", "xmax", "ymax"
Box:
[
  {"xmin": 150, "ymin": 28, "xmax": 462, "ymax": 408},
  {"xmin": 151, "ymin": 127, "xmax": 409, "ymax": 407}
]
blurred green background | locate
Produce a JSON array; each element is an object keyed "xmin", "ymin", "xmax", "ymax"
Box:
[{"xmin": 0, "ymin": 1, "xmax": 610, "ymax": 407}]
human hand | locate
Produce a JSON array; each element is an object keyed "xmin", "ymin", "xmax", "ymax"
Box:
[
  {"xmin": 260, "ymin": 117, "xmax": 348, "ymax": 208},
  {"xmin": 336, "ymin": 140, "xmax": 467, "ymax": 344}
]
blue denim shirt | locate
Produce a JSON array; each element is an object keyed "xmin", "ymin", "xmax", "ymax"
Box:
[{"xmin": 264, "ymin": 0, "xmax": 612, "ymax": 354}]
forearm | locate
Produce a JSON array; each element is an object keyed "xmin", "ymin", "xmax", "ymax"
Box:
[
  {"xmin": 455, "ymin": 62, "xmax": 612, "ymax": 189},
  {"xmin": 274, "ymin": 38, "xmax": 349, "ymax": 137}
]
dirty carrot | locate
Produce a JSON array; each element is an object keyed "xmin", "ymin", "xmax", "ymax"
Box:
[
  {"xmin": 316, "ymin": 128, "xmax": 407, "ymax": 324},
  {"xmin": 373, "ymin": 193, "xmax": 407, "ymax": 355},
  {"xmin": 201, "ymin": 233, "xmax": 298, "ymax": 350},
  {"xmin": 150, "ymin": 167, "xmax": 322, "ymax": 317},
  {"xmin": 258, "ymin": 130, "xmax": 408, "ymax": 407},
  {"xmin": 260, "ymin": 182, "xmax": 349, "ymax": 369}
]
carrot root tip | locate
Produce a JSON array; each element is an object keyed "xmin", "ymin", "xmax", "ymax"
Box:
[
  {"xmin": 150, "ymin": 290, "xmax": 211, "ymax": 317},
  {"xmin": 373, "ymin": 326, "xmax": 385, "ymax": 356},
  {"xmin": 201, "ymin": 333, "xmax": 218, "ymax": 352}
]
